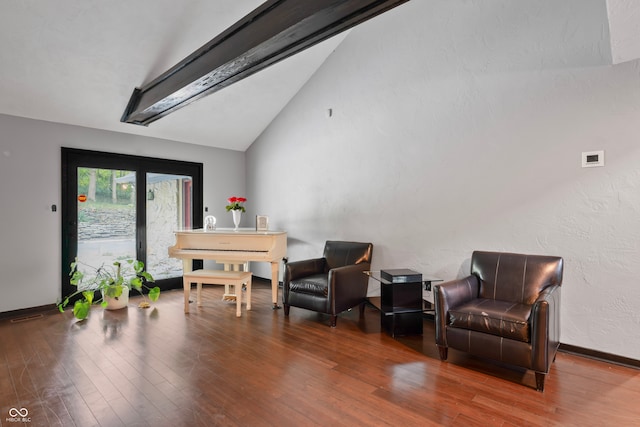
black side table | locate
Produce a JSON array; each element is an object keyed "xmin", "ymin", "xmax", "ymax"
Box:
[{"xmin": 365, "ymin": 271, "xmax": 424, "ymax": 337}]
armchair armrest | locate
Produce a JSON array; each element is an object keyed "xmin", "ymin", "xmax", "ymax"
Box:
[
  {"xmin": 530, "ymin": 284, "xmax": 561, "ymax": 372},
  {"xmin": 434, "ymin": 275, "xmax": 479, "ymax": 346},
  {"xmin": 327, "ymin": 262, "xmax": 371, "ymax": 313},
  {"xmin": 435, "ymin": 275, "xmax": 479, "ymax": 311},
  {"xmin": 284, "ymin": 257, "xmax": 326, "ymax": 282},
  {"xmin": 328, "ymin": 262, "xmax": 370, "ymax": 281}
]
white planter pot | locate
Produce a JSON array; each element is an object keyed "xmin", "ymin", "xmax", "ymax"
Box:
[{"xmin": 103, "ymin": 286, "xmax": 130, "ymax": 310}]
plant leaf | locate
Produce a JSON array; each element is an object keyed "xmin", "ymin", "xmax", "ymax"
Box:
[
  {"xmin": 69, "ymin": 258, "xmax": 79, "ymax": 278},
  {"xmin": 73, "ymin": 300, "xmax": 90, "ymax": 320},
  {"xmin": 104, "ymin": 284, "xmax": 123, "ymax": 298},
  {"xmin": 70, "ymin": 270, "xmax": 83, "ymax": 285},
  {"xmin": 148, "ymin": 286, "xmax": 161, "ymax": 302},
  {"xmin": 82, "ymin": 290, "xmax": 94, "ymax": 305},
  {"xmin": 129, "ymin": 277, "xmax": 142, "ymax": 290},
  {"xmin": 133, "ymin": 260, "xmax": 144, "ymax": 274},
  {"xmin": 140, "ymin": 271, "xmax": 154, "ymax": 283}
]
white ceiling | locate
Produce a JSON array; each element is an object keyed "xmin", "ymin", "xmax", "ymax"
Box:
[
  {"xmin": 0, "ymin": 0, "xmax": 347, "ymax": 152},
  {"xmin": 1, "ymin": 1, "xmax": 638, "ymax": 152}
]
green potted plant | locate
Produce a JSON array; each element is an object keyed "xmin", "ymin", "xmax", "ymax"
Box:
[{"xmin": 58, "ymin": 258, "xmax": 160, "ymax": 320}]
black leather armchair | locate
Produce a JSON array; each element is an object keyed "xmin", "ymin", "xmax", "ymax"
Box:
[
  {"xmin": 283, "ymin": 241, "xmax": 373, "ymax": 327},
  {"xmin": 434, "ymin": 251, "xmax": 563, "ymax": 391}
]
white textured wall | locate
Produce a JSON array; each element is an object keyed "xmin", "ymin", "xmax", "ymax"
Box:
[
  {"xmin": 607, "ymin": 0, "xmax": 640, "ymax": 64},
  {"xmin": 0, "ymin": 114, "xmax": 245, "ymax": 313},
  {"xmin": 247, "ymin": 0, "xmax": 640, "ymax": 359}
]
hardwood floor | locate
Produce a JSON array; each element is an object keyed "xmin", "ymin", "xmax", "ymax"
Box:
[{"xmin": 1, "ymin": 279, "xmax": 638, "ymax": 426}]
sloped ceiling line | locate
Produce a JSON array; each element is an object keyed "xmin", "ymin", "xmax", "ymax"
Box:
[{"xmin": 121, "ymin": 0, "xmax": 410, "ymax": 126}]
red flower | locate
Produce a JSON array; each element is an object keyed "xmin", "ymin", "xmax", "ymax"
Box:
[{"xmin": 226, "ymin": 196, "xmax": 246, "ymax": 212}]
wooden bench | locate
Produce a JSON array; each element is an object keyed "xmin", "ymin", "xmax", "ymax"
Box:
[
  {"xmin": 217, "ymin": 261, "xmax": 249, "ymax": 302},
  {"xmin": 182, "ymin": 269, "xmax": 252, "ymax": 317}
]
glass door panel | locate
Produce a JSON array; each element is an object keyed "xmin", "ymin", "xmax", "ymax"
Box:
[
  {"xmin": 76, "ymin": 168, "xmax": 136, "ymax": 281},
  {"xmin": 62, "ymin": 148, "xmax": 203, "ymax": 298},
  {"xmin": 146, "ymin": 173, "xmax": 193, "ymax": 280}
]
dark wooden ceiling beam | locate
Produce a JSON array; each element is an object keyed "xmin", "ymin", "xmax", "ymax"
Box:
[{"xmin": 121, "ymin": 0, "xmax": 410, "ymax": 126}]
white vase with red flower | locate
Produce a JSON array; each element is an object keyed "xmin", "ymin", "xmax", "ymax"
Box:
[{"xmin": 226, "ymin": 196, "xmax": 246, "ymax": 231}]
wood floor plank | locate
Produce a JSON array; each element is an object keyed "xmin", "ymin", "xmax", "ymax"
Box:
[
  {"xmin": 58, "ymin": 385, "xmax": 101, "ymax": 427},
  {"xmin": 0, "ymin": 279, "xmax": 638, "ymax": 426}
]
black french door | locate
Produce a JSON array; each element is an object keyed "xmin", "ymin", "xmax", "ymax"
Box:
[{"xmin": 61, "ymin": 148, "xmax": 203, "ymax": 298}]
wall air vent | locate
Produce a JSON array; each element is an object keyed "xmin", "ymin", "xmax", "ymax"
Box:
[{"xmin": 581, "ymin": 150, "xmax": 605, "ymax": 168}]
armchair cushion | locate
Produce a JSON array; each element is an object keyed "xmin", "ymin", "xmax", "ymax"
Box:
[
  {"xmin": 288, "ymin": 273, "xmax": 328, "ymax": 297},
  {"xmin": 472, "ymin": 251, "xmax": 563, "ymax": 305},
  {"xmin": 324, "ymin": 241, "xmax": 372, "ymax": 270},
  {"xmin": 449, "ymin": 299, "xmax": 532, "ymax": 342},
  {"xmin": 286, "ymin": 257, "xmax": 326, "ymax": 281}
]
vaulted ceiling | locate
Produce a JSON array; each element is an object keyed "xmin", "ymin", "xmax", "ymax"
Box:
[
  {"xmin": 0, "ymin": 1, "xmax": 638, "ymax": 152},
  {"xmin": 0, "ymin": 1, "xmax": 349, "ymax": 151}
]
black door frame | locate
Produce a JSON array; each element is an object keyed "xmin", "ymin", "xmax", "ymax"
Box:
[{"xmin": 61, "ymin": 147, "xmax": 203, "ymax": 298}]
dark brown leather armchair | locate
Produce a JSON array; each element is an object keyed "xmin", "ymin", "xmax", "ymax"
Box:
[
  {"xmin": 434, "ymin": 251, "xmax": 563, "ymax": 391},
  {"xmin": 283, "ymin": 241, "xmax": 373, "ymax": 327}
]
